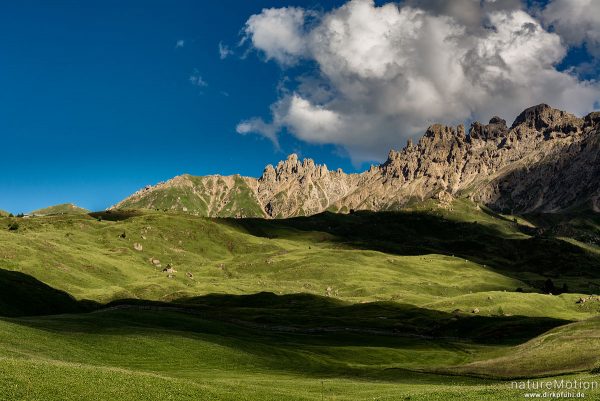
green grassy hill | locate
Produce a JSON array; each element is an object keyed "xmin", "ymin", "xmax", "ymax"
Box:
[
  {"xmin": 0, "ymin": 299, "xmax": 597, "ymax": 400},
  {"xmin": 450, "ymin": 316, "xmax": 600, "ymax": 378},
  {"xmin": 0, "ymin": 200, "xmax": 599, "ymax": 400},
  {"xmin": 29, "ymin": 203, "xmax": 90, "ymax": 216},
  {"xmin": 3, "ymin": 202, "xmax": 599, "ymax": 311},
  {"xmin": 115, "ymin": 174, "xmax": 266, "ymax": 218}
]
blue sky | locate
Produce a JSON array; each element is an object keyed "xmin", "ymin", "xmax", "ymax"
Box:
[
  {"xmin": 0, "ymin": 0, "xmax": 353, "ymax": 213},
  {"xmin": 1, "ymin": 0, "xmax": 598, "ymax": 213}
]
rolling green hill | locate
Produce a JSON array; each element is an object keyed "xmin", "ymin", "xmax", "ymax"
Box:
[
  {"xmin": 113, "ymin": 174, "xmax": 266, "ymax": 218},
  {"xmin": 1, "ymin": 199, "xmax": 599, "ymax": 400},
  {"xmin": 3, "ymin": 200, "xmax": 599, "ymax": 310},
  {"xmin": 0, "ymin": 297, "xmax": 598, "ymax": 400},
  {"xmin": 29, "ymin": 203, "xmax": 90, "ymax": 216}
]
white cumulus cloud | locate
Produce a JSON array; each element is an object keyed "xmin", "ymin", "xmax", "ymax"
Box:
[
  {"xmin": 242, "ymin": 7, "xmax": 312, "ymax": 65},
  {"xmin": 239, "ymin": 0, "xmax": 600, "ymax": 162},
  {"xmin": 542, "ymin": 0, "xmax": 600, "ymax": 57}
]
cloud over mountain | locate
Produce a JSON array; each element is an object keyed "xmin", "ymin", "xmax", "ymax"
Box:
[
  {"xmin": 237, "ymin": 0, "xmax": 600, "ymax": 162},
  {"xmin": 541, "ymin": 0, "xmax": 600, "ymax": 57}
]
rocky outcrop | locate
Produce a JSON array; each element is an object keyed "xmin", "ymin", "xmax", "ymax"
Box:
[
  {"xmin": 255, "ymin": 154, "xmax": 362, "ymax": 217},
  {"xmin": 113, "ymin": 104, "xmax": 600, "ymax": 217}
]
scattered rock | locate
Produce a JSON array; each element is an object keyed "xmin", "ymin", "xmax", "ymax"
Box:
[
  {"xmin": 436, "ymin": 190, "xmax": 454, "ymax": 208},
  {"xmin": 133, "ymin": 243, "xmax": 143, "ymax": 251},
  {"xmin": 472, "ymin": 308, "xmax": 480, "ymax": 314},
  {"xmin": 576, "ymin": 295, "xmax": 600, "ymax": 304},
  {"xmin": 186, "ymin": 272, "xmax": 194, "ymax": 279}
]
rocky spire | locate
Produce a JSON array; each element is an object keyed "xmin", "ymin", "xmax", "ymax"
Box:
[
  {"xmin": 510, "ymin": 103, "xmax": 582, "ymax": 132},
  {"xmin": 469, "ymin": 116, "xmax": 508, "ymax": 140}
]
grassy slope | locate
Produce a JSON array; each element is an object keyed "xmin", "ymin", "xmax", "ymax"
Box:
[
  {"xmin": 215, "ymin": 176, "xmax": 265, "ymax": 217},
  {"xmin": 449, "ymin": 316, "xmax": 600, "ymax": 378},
  {"xmin": 118, "ymin": 175, "xmax": 266, "ymax": 218},
  {"xmin": 30, "ymin": 203, "xmax": 90, "ymax": 216},
  {"xmin": 0, "ymin": 306, "xmax": 597, "ymax": 400},
  {"xmin": 1, "ymin": 200, "xmax": 600, "ymax": 400},
  {"xmin": 2, "ymin": 206, "xmax": 598, "ymax": 318}
]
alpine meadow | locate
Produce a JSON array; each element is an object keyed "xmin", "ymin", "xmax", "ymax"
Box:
[{"xmin": 2, "ymin": 1, "xmax": 600, "ymax": 400}]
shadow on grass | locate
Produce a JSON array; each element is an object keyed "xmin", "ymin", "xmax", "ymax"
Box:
[
  {"xmin": 112, "ymin": 292, "xmax": 567, "ymax": 345},
  {"xmin": 1, "ymin": 275, "xmax": 565, "ymax": 347},
  {"xmin": 0, "ymin": 270, "xmax": 572, "ymax": 381},
  {"xmin": 227, "ymin": 211, "xmax": 600, "ymax": 291},
  {"xmin": 89, "ymin": 210, "xmax": 142, "ymax": 221},
  {"xmin": 0, "ymin": 268, "xmax": 98, "ymax": 317}
]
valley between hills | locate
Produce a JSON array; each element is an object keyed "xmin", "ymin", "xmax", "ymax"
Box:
[{"xmin": 1, "ymin": 104, "xmax": 600, "ymax": 400}]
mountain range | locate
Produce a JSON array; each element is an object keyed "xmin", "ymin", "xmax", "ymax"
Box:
[{"xmin": 112, "ymin": 104, "xmax": 600, "ymax": 218}]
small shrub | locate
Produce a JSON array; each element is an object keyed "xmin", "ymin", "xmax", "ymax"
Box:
[{"xmin": 7, "ymin": 222, "xmax": 19, "ymax": 231}]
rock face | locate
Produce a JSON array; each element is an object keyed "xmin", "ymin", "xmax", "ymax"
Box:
[{"xmin": 113, "ymin": 104, "xmax": 600, "ymax": 217}]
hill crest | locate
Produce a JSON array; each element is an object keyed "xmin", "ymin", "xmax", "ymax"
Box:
[{"xmin": 30, "ymin": 203, "xmax": 90, "ymax": 216}]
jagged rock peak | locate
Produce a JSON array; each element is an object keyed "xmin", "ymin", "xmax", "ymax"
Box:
[
  {"xmin": 387, "ymin": 149, "xmax": 400, "ymax": 161},
  {"xmin": 489, "ymin": 116, "xmax": 506, "ymax": 125},
  {"xmin": 420, "ymin": 124, "xmax": 472, "ymax": 144},
  {"xmin": 261, "ymin": 164, "xmax": 276, "ymax": 181},
  {"xmin": 260, "ymin": 154, "xmax": 330, "ymax": 182},
  {"xmin": 584, "ymin": 111, "xmax": 600, "ymax": 127},
  {"xmin": 423, "ymin": 124, "xmax": 458, "ymax": 138},
  {"xmin": 510, "ymin": 103, "xmax": 582, "ymax": 131},
  {"xmin": 469, "ymin": 116, "xmax": 508, "ymax": 140}
]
